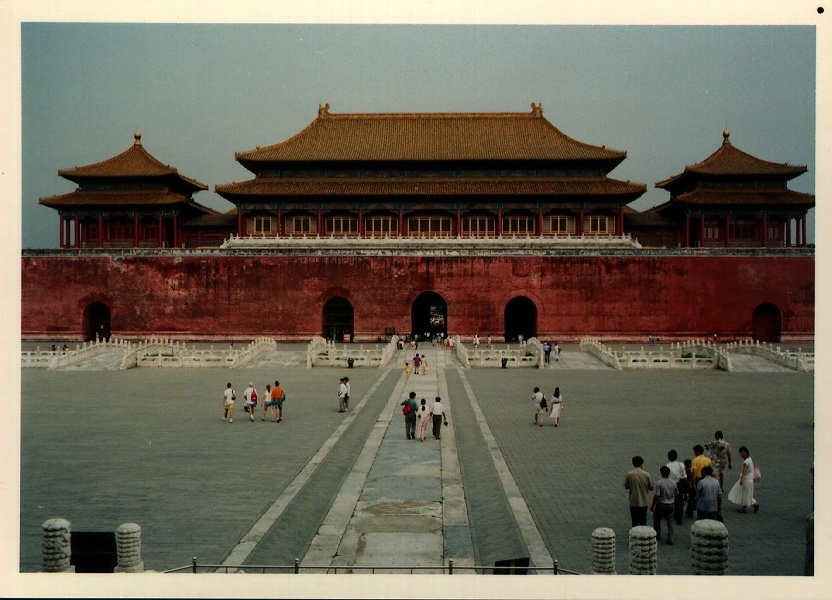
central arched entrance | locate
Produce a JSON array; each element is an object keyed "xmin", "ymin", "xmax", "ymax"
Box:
[
  {"xmin": 412, "ymin": 292, "xmax": 447, "ymax": 339},
  {"xmin": 83, "ymin": 302, "xmax": 111, "ymax": 342},
  {"xmin": 504, "ymin": 296, "xmax": 537, "ymax": 342},
  {"xmin": 323, "ymin": 297, "xmax": 354, "ymax": 342},
  {"xmin": 752, "ymin": 302, "xmax": 782, "ymax": 343}
]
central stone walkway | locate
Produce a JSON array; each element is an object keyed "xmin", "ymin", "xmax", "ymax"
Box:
[{"xmin": 301, "ymin": 345, "xmax": 473, "ymax": 573}]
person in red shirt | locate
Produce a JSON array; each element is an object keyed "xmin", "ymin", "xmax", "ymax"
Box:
[{"xmin": 271, "ymin": 380, "xmax": 286, "ymax": 423}]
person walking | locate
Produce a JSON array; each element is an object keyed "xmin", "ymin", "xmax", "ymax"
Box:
[
  {"xmin": 271, "ymin": 380, "xmax": 286, "ymax": 423},
  {"xmin": 338, "ymin": 377, "xmax": 348, "ymax": 412},
  {"xmin": 666, "ymin": 450, "xmax": 688, "ymax": 525},
  {"xmin": 412, "ymin": 353, "xmax": 422, "ymax": 375},
  {"xmin": 687, "ymin": 445, "xmax": 712, "ymax": 517},
  {"xmin": 431, "ymin": 396, "xmax": 447, "ymax": 440},
  {"xmin": 727, "ymin": 446, "xmax": 760, "ymax": 513},
  {"xmin": 548, "ymin": 386, "xmax": 564, "ymax": 426},
  {"xmin": 243, "ymin": 382, "xmax": 258, "ymax": 421},
  {"xmin": 420, "ymin": 354, "xmax": 428, "ymax": 375},
  {"xmin": 554, "ymin": 341, "xmax": 560, "ymax": 362},
  {"xmin": 401, "ymin": 391, "xmax": 418, "ymax": 440},
  {"xmin": 531, "ymin": 387, "xmax": 546, "ymax": 425},
  {"xmin": 624, "ymin": 456, "xmax": 655, "ymax": 527},
  {"xmin": 695, "ymin": 466, "xmax": 723, "ymax": 520},
  {"xmin": 417, "ymin": 398, "xmax": 430, "ymax": 441},
  {"xmin": 222, "ymin": 382, "xmax": 236, "ymax": 423},
  {"xmin": 261, "ymin": 383, "xmax": 276, "ymax": 421},
  {"xmin": 651, "ymin": 465, "xmax": 678, "ymax": 544},
  {"xmin": 704, "ymin": 430, "xmax": 733, "ymax": 488}
]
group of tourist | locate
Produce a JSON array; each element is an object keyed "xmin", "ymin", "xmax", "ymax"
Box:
[
  {"xmin": 400, "ymin": 392, "xmax": 448, "ymax": 441},
  {"xmin": 542, "ymin": 341, "xmax": 560, "ymax": 363},
  {"xmin": 531, "ymin": 386, "xmax": 565, "ymax": 427},
  {"xmin": 624, "ymin": 430, "xmax": 760, "ymax": 544},
  {"xmin": 221, "ymin": 380, "xmax": 286, "ymax": 423}
]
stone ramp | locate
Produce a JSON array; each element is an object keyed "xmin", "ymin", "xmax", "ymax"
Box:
[
  {"xmin": 728, "ymin": 353, "xmax": 796, "ymax": 372},
  {"xmin": 62, "ymin": 350, "xmax": 125, "ymax": 370},
  {"xmin": 543, "ymin": 349, "xmax": 613, "ymax": 370},
  {"xmin": 241, "ymin": 349, "xmax": 306, "ymax": 368}
]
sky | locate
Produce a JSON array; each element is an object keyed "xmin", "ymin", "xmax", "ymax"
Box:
[{"xmin": 19, "ymin": 19, "xmax": 818, "ymax": 248}]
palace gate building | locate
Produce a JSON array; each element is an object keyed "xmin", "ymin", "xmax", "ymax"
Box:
[{"xmin": 23, "ymin": 104, "xmax": 814, "ymax": 343}]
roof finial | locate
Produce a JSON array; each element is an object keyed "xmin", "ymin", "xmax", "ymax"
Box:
[
  {"xmin": 722, "ymin": 129, "xmax": 731, "ymax": 145},
  {"xmin": 134, "ymin": 132, "xmax": 142, "ymax": 146},
  {"xmin": 531, "ymin": 102, "xmax": 543, "ymax": 117},
  {"xmin": 318, "ymin": 103, "xmax": 330, "ymax": 117}
]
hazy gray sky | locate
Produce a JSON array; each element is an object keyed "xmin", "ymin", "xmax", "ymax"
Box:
[{"xmin": 20, "ymin": 22, "xmax": 817, "ymax": 248}]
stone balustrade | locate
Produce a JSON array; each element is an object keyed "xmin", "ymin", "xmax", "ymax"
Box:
[
  {"xmin": 306, "ymin": 335, "xmax": 400, "ymax": 368},
  {"xmin": 454, "ymin": 337, "xmax": 542, "ymax": 368},
  {"xmin": 724, "ymin": 339, "xmax": 813, "ymax": 372},
  {"xmin": 21, "ymin": 337, "xmax": 133, "ymax": 369},
  {"xmin": 580, "ymin": 338, "xmax": 731, "ymax": 370}
]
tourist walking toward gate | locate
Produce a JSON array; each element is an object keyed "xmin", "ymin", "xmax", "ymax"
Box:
[
  {"xmin": 344, "ymin": 377, "xmax": 351, "ymax": 411},
  {"xmin": 243, "ymin": 382, "xmax": 257, "ymax": 421},
  {"xmin": 727, "ymin": 446, "xmax": 760, "ymax": 513},
  {"xmin": 271, "ymin": 380, "xmax": 286, "ymax": 423},
  {"xmin": 412, "ymin": 354, "xmax": 422, "ymax": 375},
  {"xmin": 651, "ymin": 466, "xmax": 677, "ymax": 544},
  {"xmin": 531, "ymin": 387, "xmax": 546, "ymax": 425},
  {"xmin": 695, "ymin": 466, "xmax": 722, "ymax": 520},
  {"xmin": 624, "ymin": 455, "xmax": 655, "ymax": 527},
  {"xmin": 666, "ymin": 450, "xmax": 688, "ymax": 525},
  {"xmin": 222, "ymin": 382, "xmax": 236, "ymax": 423},
  {"xmin": 548, "ymin": 386, "xmax": 564, "ymax": 426},
  {"xmin": 417, "ymin": 398, "xmax": 430, "ymax": 441},
  {"xmin": 261, "ymin": 383, "xmax": 277, "ymax": 421},
  {"xmin": 431, "ymin": 396, "xmax": 447, "ymax": 440},
  {"xmin": 401, "ymin": 392, "xmax": 418, "ymax": 439},
  {"xmin": 420, "ymin": 354, "xmax": 428, "ymax": 375},
  {"xmin": 338, "ymin": 377, "xmax": 348, "ymax": 412}
]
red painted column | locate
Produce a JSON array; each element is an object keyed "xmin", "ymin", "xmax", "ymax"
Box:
[
  {"xmin": 802, "ymin": 215, "xmax": 807, "ymax": 247},
  {"xmin": 277, "ymin": 210, "xmax": 282, "ymax": 237},
  {"xmin": 786, "ymin": 217, "xmax": 792, "ymax": 247},
  {"xmin": 59, "ymin": 215, "xmax": 64, "ymax": 248},
  {"xmin": 497, "ymin": 208, "xmax": 503, "ymax": 237},
  {"xmin": 398, "ymin": 209, "xmax": 404, "ymax": 238},
  {"xmin": 74, "ymin": 217, "xmax": 79, "ymax": 249},
  {"xmin": 158, "ymin": 215, "xmax": 163, "ymax": 247},
  {"xmin": 537, "ymin": 208, "xmax": 543, "ymax": 237},
  {"xmin": 724, "ymin": 215, "xmax": 730, "ymax": 247},
  {"xmin": 577, "ymin": 209, "xmax": 583, "ymax": 236},
  {"xmin": 457, "ymin": 209, "xmax": 463, "ymax": 237},
  {"xmin": 619, "ymin": 207, "xmax": 624, "ymax": 236},
  {"xmin": 98, "ymin": 215, "xmax": 104, "ymax": 248},
  {"xmin": 134, "ymin": 215, "xmax": 140, "ymax": 247},
  {"xmin": 761, "ymin": 214, "xmax": 767, "ymax": 248},
  {"xmin": 684, "ymin": 214, "xmax": 690, "ymax": 247},
  {"xmin": 173, "ymin": 214, "xmax": 179, "ymax": 248},
  {"xmin": 317, "ymin": 209, "xmax": 323, "ymax": 236},
  {"xmin": 238, "ymin": 209, "xmax": 243, "ymax": 237},
  {"xmin": 699, "ymin": 215, "xmax": 705, "ymax": 248}
]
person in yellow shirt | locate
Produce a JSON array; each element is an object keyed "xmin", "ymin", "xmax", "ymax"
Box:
[{"xmin": 687, "ymin": 444, "xmax": 712, "ymax": 517}]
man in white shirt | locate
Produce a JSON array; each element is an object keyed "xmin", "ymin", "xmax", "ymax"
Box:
[
  {"xmin": 222, "ymin": 382, "xmax": 235, "ymax": 423},
  {"xmin": 666, "ymin": 449, "xmax": 688, "ymax": 525},
  {"xmin": 431, "ymin": 396, "xmax": 447, "ymax": 440}
]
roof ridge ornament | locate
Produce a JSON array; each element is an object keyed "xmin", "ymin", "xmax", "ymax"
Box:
[
  {"xmin": 531, "ymin": 102, "xmax": 543, "ymax": 117},
  {"xmin": 134, "ymin": 132, "xmax": 142, "ymax": 146},
  {"xmin": 318, "ymin": 103, "xmax": 331, "ymax": 117},
  {"xmin": 722, "ymin": 129, "xmax": 731, "ymax": 145}
]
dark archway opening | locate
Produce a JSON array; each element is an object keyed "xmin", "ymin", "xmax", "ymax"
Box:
[
  {"xmin": 83, "ymin": 302, "xmax": 111, "ymax": 342},
  {"xmin": 504, "ymin": 296, "xmax": 537, "ymax": 342},
  {"xmin": 412, "ymin": 292, "xmax": 447, "ymax": 340},
  {"xmin": 323, "ymin": 297, "xmax": 354, "ymax": 342},
  {"xmin": 752, "ymin": 302, "xmax": 782, "ymax": 343}
]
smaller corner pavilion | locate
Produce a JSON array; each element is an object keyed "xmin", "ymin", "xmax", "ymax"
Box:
[
  {"xmin": 645, "ymin": 130, "xmax": 814, "ymax": 248},
  {"xmin": 39, "ymin": 133, "xmax": 220, "ymax": 249}
]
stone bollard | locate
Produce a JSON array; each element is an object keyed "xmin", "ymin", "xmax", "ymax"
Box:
[
  {"xmin": 690, "ymin": 519, "xmax": 728, "ymax": 575},
  {"xmin": 628, "ymin": 526, "xmax": 657, "ymax": 575},
  {"xmin": 115, "ymin": 522, "xmax": 145, "ymax": 573},
  {"xmin": 591, "ymin": 527, "xmax": 616, "ymax": 574},
  {"xmin": 42, "ymin": 518, "xmax": 74, "ymax": 572}
]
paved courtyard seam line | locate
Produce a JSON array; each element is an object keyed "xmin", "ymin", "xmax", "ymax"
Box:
[
  {"xmin": 220, "ymin": 366, "xmax": 396, "ymax": 568},
  {"xmin": 301, "ymin": 353, "xmax": 414, "ymax": 570},
  {"xmin": 454, "ymin": 365, "xmax": 554, "ymax": 570}
]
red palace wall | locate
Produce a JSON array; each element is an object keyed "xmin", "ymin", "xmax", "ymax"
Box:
[{"xmin": 21, "ymin": 253, "xmax": 814, "ymax": 342}]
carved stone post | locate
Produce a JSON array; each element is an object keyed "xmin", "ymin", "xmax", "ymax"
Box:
[
  {"xmin": 115, "ymin": 522, "xmax": 144, "ymax": 572},
  {"xmin": 42, "ymin": 518, "xmax": 74, "ymax": 572},
  {"xmin": 628, "ymin": 525, "xmax": 657, "ymax": 575},
  {"xmin": 690, "ymin": 519, "xmax": 728, "ymax": 575},
  {"xmin": 591, "ymin": 527, "xmax": 616, "ymax": 574}
]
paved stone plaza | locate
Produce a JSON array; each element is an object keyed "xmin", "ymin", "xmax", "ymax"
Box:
[{"xmin": 20, "ymin": 343, "xmax": 814, "ymax": 579}]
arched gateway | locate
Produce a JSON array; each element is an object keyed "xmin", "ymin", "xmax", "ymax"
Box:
[
  {"xmin": 504, "ymin": 296, "xmax": 537, "ymax": 342},
  {"xmin": 752, "ymin": 302, "xmax": 782, "ymax": 343},
  {"xmin": 412, "ymin": 292, "xmax": 447, "ymax": 339},
  {"xmin": 83, "ymin": 302, "xmax": 111, "ymax": 342},
  {"xmin": 323, "ymin": 297, "xmax": 354, "ymax": 342}
]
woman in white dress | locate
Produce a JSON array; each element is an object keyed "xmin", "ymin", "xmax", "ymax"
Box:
[
  {"xmin": 549, "ymin": 387, "xmax": 564, "ymax": 426},
  {"xmin": 727, "ymin": 446, "xmax": 759, "ymax": 513}
]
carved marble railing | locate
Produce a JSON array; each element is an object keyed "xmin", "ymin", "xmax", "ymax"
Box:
[
  {"xmin": 124, "ymin": 337, "xmax": 277, "ymax": 369},
  {"xmin": 580, "ymin": 338, "xmax": 730, "ymax": 370},
  {"xmin": 724, "ymin": 339, "xmax": 813, "ymax": 372},
  {"xmin": 454, "ymin": 337, "xmax": 542, "ymax": 368},
  {"xmin": 21, "ymin": 338, "xmax": 132, "ymax": 369},
  {"xmin": 306, "ymin": 335, "xmax": 400, "ymax": 368}
]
